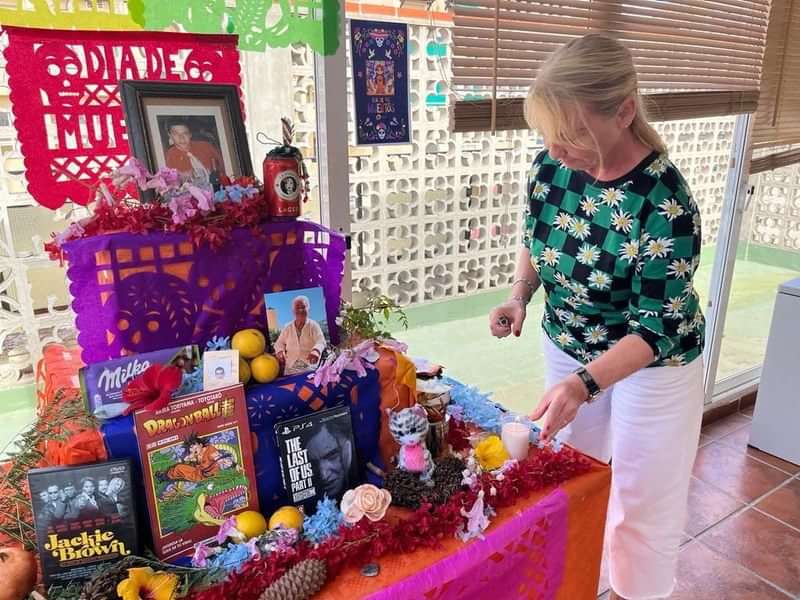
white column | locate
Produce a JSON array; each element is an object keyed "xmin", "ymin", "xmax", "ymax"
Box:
[{"xmin": 314, "ymin": 6, "xmax": 352, "ymax": 301}]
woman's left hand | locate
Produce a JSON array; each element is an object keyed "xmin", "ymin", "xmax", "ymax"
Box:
[{"xmin": 530, "ymin": 374, "xmax": 588, "ymax": 445}]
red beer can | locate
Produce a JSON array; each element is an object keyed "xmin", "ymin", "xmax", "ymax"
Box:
[{"xmin": 263, "ymin": 147, "xmax": 304, "ymax": 219}]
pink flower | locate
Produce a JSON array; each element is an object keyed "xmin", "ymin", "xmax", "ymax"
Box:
[
  {"xmin": 116, "ymin": 157, "xmax": 150, "ymax": 189},
  {"xmin": 144, "ymin": 167, "xmax": 180, "ymax": 194},
  {"xmin": 187, "ymin": 184, "xmax": 215, "ymax": 212},
  {"xmin": 311, "ymin": 341, "xmax": 380, "ymax": 387},
  {"xmin": 168, "ymin": 193, "xmax": 197, "ymax": 225},
  {"xmin": 216, "ymin": 516, "xmax": 239, "ymax": 544},
  {"xmin": 340, "ymin": 484, "xmax": 391, "ymax": 524},
  {"xmin": 156, "ymin": 167, "xmax": 179, "ymax": 187},
  {"xmin": 192, "ymin": 543, "xmax": 214, "ymax": 568}
]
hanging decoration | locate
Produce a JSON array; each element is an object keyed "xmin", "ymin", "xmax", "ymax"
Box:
[
  {"xmin": 129, "ymin": 0, "xmax": 341, "ymax": 55},
  {"xmin": 350, "ymin": 20, "xmax": 411, "ymax": 145},
  {"xmin": 2, "ymin": 27, "xmax": 242, "ymax": 210},
  {"xmin": 0, "ymin": 0, "xmax": 341, "ymax": 55},
  {"xmin": 0, "ymin": 3, "xmax": 140, "ymax": 30}
]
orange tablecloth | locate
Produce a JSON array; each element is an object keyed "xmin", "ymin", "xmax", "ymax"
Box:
[{"xmin": 318, "ymin": 457, "xmax": 611, "ymax": 600}]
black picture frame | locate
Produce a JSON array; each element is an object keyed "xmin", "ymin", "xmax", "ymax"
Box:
[{"xmin": 119, "ymin": 81, "xmax": 253, "ymax": 201}]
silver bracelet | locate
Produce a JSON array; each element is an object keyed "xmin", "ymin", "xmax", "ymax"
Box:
[
  {"xmin": 510, "ymin": 295, "xmax": 529, "ymax": 308},
  {"xmin": 512, "ymin": 278, "xmax": 536, "ymax": 293},
  {"xmin": 511, "ymin": 279, "xmax": 535, "ymax": 305}
]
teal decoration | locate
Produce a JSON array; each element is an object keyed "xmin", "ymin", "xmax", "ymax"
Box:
[
  {"xmin": 426, "ymin": 41, "xmax": 447, "ymax": 58},
  {"xmin": 133, "ymin": 0, "xmax": 341, "ymax": 55},
  {"xmin": 464, "ymin": 92, "xmax": 490, "ymax": 101},
  {"xmin": 426, "ymin": 82, "xmax": 447, "ymax": 107}
]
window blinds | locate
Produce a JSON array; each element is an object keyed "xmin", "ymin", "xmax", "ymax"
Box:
[
  {"xmin": 751, "ymin": 0, "xmax": 800, "ymax": 167},
  {"xmin": 452, "ymin": 0, "xmax": 772, "ymax": 132}
]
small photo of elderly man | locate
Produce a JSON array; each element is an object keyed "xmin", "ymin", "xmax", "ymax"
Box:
[{"xmin": 265, "ymin": 286, "xmax": 330, "ymax": 376}]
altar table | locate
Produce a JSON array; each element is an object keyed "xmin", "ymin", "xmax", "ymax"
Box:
[{"xmin": 319, "ymin": 457, "xmax": 611, "ymax": 600}]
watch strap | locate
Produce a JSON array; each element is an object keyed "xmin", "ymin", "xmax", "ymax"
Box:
[{"xmin": 573, "ymin": 366, "xmax": 601, "ymax": 402}]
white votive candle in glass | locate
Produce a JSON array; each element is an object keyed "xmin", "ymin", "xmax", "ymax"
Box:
[{"xmin": 501, "ymin": 421, "xmax": 530, "ymax": 461}]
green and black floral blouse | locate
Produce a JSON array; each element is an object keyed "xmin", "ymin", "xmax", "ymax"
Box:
[{"xmin": 522, "ymin": 150, "xmax": 705, "ymax": 367}]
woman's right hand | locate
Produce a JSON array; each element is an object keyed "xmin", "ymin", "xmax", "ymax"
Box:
[{"xmin": 489, "ymin": 299, "xmax": 527, "ymax": 338}]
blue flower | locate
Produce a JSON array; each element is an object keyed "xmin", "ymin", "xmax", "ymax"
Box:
[
  {"xmin": 443, "ymin": 377, "xmax": 505, "ymax": 433},
  {"xmin": 213, "ymin": 189, "xmax": 227, "ymax": 204},
  {"xmin": 206, "ymin": 336, "xmax": 231, "ymax": 351},
  {"xmin": 208, "ymin": 542, "xmax": 257, "ymax": 573},
  {"xmin": 226, "ymin": 185, "xmax": 245, "ymax": 203},
  {"xmin": 177, "ymin": 366, "xmax": 203, "ymax": 396},
  {"xmin": 443, "ymin": 377, "xmax": 545, "ymax": 441},
  {"xmin": 303, "ymin": 496, "xmax": 343, "ymax": 545}
]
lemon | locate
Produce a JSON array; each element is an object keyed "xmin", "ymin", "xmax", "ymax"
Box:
[
  {"xmin": 239, "ymin": 358, "xmax": 251, "ymax": 384},
  {"xmin": 268, "ymin": 506, "xmax": 304, "ymax": 531},
  {"xmin": 232, "ymin": 329, "xmax": 266, "ymax": 359},
  {"xmin": 235, "ymin": 510, "xmax": 268, "ymax": 539},
  {"xmin": 250, "ymin": 353, "xmax": 280, "ymax": 383}
]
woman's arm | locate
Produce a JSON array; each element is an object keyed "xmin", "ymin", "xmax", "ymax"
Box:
[
  {"xmin": 531, "ymin": 335, "xmax": 654, "ymax": 443},
  {"xmin": 510, "ymin": 245, "xmax": 542, "ymax": 304},
  {"xmin": 489, "ymin": 246, "xmax": 542, "ymax": 338},
  {"xmin": 584, "ymin": 334, "xmax": 654, "ymax": 389}
]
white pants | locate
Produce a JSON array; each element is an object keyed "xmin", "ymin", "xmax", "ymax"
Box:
[{"xmin": 542, "ymin": 337, "xmax": 703, "ymax": 600}]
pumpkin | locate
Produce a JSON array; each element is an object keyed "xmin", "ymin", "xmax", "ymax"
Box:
[{"xmin": 0, "ymin": 547, "xmax": 37, "ymax": 600}]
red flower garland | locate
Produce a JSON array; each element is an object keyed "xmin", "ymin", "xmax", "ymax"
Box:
[
  {"xmin": 44, "ymin": 176, "xmax": 267, "ymax": 261},
  {"xmin": 188, "ymin": 446, "xmax": 592, "ymax": 600}
]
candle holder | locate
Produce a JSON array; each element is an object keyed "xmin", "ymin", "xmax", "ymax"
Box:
[
  {"xmin": 500, "ymin": 414, "xmax": 541, "ymax": 461},
  {"xmin": 417, "ymin": 380, "xmax": 452, "ymax": 460}
]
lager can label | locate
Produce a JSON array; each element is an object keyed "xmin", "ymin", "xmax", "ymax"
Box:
[{"xmin": 263, "ymin": 157, "xmax": 301, "ymax": 218}]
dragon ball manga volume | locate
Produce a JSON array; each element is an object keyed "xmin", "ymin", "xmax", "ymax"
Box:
[{"xmin": 133, "ymin": 384, "xmax": 259, "ymax": 561}]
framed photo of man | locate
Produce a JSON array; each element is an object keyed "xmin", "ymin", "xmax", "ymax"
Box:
[
  {"xmin": 265, "ymin": 286, "xmax": 331, "ymax": 376},
  {"xmin": 120, "ymin": 81, "xmax": 253, "ymax": 197}
]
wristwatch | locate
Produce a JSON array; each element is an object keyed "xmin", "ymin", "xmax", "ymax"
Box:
[{"xmin": 573, "ymin": 366, "xmax": 602, "ymax": 403}]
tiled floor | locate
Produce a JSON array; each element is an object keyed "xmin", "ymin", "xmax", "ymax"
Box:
[{"xmin": 597, "ymin": 407, "xmax": 800, "ymax": 599}]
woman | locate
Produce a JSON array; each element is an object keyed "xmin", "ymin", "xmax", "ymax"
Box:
[{"xmin": 489, "ymin": 35, "xmax": 704, "ymax": 600}]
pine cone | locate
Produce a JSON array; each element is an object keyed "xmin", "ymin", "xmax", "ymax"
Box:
[{"xmin": 260, "ymin": 559, "xmax": 327, "ymax": 600}]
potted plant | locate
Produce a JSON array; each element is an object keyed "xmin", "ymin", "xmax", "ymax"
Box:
[{"xmin": 336, "ymin": 295, "xmax": 408, "ymax": 348}]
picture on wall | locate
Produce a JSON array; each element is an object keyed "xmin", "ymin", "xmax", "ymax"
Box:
[
  {"xmin": 265, "ymin": 286, "xmax": 330, "ymax": 376},
  {"xmin": 350, "ymin": 20, "xmax": 410, "ymax": 145},
  {"xmin": 120, "ymin": 81, "xmax": 253, "ymax": 195}
]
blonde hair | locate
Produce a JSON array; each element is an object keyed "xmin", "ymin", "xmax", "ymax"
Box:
[{"xmin": 524, "ymin": 34, "xmax": 667, "ymax": 156}]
